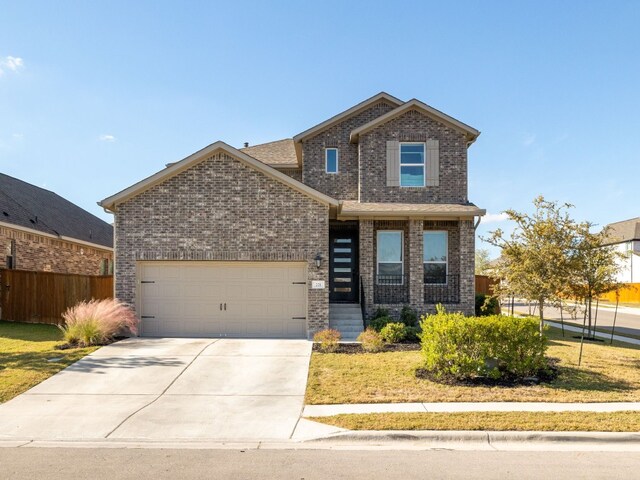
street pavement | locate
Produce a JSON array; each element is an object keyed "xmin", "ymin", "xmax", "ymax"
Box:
[
  {"xmin": 511, "ymin": 301, "xmax": 640, "ymax": 337},
  {"xmin": 1, "ymin": 447, "xmax": 639, "ymax": 480}
]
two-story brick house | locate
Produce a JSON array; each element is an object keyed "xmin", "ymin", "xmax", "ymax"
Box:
[{"xmin": 100, "ymin": 93, "xmax": 485, "ymax": 339}]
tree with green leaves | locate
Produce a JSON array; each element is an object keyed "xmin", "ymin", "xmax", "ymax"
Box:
[
  {"xmin": 475, "ymin": 248, "xmax": 492, "ymax": 275},
  {"xmin": 484, "ymin": 196, "xmax": 576, "ymax": 333},
  {"xmin": 568, "ymin": 222, "xmax": 622, "ymax": 340}
]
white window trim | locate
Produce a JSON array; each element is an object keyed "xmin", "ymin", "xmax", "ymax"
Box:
[
  {"xmin": 399, "ymin": 142, "xmax": 425, "ymax": 188},
  {"xmin": 325, "ymin": 147, "xmax": 339, "ymax": 174},
  {"xmin": 376, "ymin": 230, "xmax": 404, "ymax": 285},
  {"xmin": 423, "ymin": 230, "xmax": 448, "ymax": 285}
]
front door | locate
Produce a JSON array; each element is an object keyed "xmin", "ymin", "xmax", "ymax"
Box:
[{"xmin": 329, "ymin": 229, "xmax": 359, "ymax": 303}]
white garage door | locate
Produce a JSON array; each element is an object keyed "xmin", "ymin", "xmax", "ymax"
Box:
[{"xmin": 138, "ymin": 261, "xmax": 307, "ymax": 338}]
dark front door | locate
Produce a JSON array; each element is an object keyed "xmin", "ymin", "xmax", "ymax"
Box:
[{"xmin": 329, "ymin": 229, "xmax": 359, "ymax": 303}]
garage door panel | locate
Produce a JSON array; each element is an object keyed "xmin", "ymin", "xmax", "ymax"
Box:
[{"xmin": 139, "ymin": 262, "xmax": 308, "ymax": 338}]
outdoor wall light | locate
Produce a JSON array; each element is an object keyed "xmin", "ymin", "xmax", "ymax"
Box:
[{"xmin": 314, "ymin": 253, "xmax": 323, "ymax": 269}]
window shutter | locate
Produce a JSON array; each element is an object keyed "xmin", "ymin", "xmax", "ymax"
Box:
[
  {"xmin": 426, "ymin": 139, "xmax": 440, "ymax": 187},
  {"xmin": 386, "ymin": 141, "xmax": 400, "ymax": 187}
]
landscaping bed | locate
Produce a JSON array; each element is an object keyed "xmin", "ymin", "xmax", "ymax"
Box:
[
  {"xmin": 305, "ymin": 328, "xmax": 640, "ymax": 404},
  {"xmin": 0, "ymin": 321, "xmax": 98, "ymax": 403},
  {"xmin": 308, "ymin": 411, "xmax": 640, "ymax": 432}
]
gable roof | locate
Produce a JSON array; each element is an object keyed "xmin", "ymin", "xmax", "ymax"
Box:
[
  {"xmin": 349, "ymin": 99, "xmax": 480, "ymax": 144},
  {"xmin": 0, "ymin": 173, "xmax": 113, "ymax": 248},
  {"xmin": 240, "ymin": 139, "xmax": 298, "ymax": 168},
  {"xmin": 293, "ymin": 92, "xmax": 404, "ymax": 144},
  {"xmin": 604, "ymin": 217, "xmax": 640, "ymax": 245},
  {"xmin": 99, "ymin": 141, "xmax": 339, "ymax": 212}
]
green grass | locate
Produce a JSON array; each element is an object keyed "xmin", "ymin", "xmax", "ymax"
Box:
[
  {"xmin": 309, "ymin": 411, "xmax": 640, "ymax": 432},
  {"xmin": 306, "ymin": 328, "xmax": 640, "ymax": 404},
  {"xmin": 0, "ymin": 321, "xmax": 97, "ymax": 403}
]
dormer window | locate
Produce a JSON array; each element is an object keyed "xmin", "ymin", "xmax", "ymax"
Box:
[
  {"xmin": 399, "ymin": 143, "xmax": 425, "ymax": 187},
  {"xmin": 325, "ymin": 148, "xmax": 339, "ymax": 174}
]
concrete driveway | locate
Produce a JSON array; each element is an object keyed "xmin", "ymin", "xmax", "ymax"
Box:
[{"xmin": 0, "ymin": 338, "xmax": 312, "ymax": 441}]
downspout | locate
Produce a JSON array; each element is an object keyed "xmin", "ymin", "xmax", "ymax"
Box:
[{"xmin": 474, "ymin": 216, "xmax": 482, "ymax": 230}]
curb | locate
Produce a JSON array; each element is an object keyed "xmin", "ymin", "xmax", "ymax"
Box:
[{"xmin": 304, "ymin": 430, "xmax": 640, "ymax": 445}]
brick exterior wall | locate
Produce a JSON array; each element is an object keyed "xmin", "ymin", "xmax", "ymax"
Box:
[
  {"xmin": 359, "ymin": 219, "xmax": 475, "ymax": 320},
  {"xmin": 1, "ymin": 225, "xmax": 113, "ymax": 275},
  {"xmin": 359, "ymin": 109, "xmax": 468, "ymax": 203},
  {"xmin": 275, "ymin": 168, "xmax": 302, "ymax": 182},
  {"xmin": 301, "ymin": 101, "xmax": 397, "ymax": 200},
  {"xmin": 114, "ymin": 152, "xmax": 330, "ymax": 337}
]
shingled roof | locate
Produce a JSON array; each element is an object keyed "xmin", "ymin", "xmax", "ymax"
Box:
[
  {"xmin": 604, "ymin": 217, "xmax": 640, "ymax": 245},
  {"xmin": 0, "ymin": 173, "xmax": 113, "ymax": 248},
  {"xmin": 240, "ymin": 139, "xmax": 298, "ymax": 168}
]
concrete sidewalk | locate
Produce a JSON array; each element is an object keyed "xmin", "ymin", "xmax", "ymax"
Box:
[{"xmin": 303, "ymin": 401, "xmax": 640, "ymax": 417}]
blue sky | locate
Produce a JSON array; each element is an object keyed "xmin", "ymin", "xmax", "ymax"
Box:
[{"xmin": 1, "ymin": 1, "xmax": 638, "ymax": 257}]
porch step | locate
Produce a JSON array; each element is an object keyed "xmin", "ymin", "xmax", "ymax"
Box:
[{"xmin": 329, "ymin": 304, "xmax": 364, "ymax": 341}]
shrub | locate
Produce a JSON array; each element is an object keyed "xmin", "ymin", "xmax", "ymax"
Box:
[
  {"xmin": 380, "ymin": 322, "xmax": 407, "ymax": 343},
  {"xmin": 60, "ymin": 298, "xmax": 138, "ymax": 347},
  {"xmin": 399, "ymin": 306, "xmax": 419, "ymax": 327},
  {"xmin": 369, "ymin": 315, "xmax": 394, "ymax": 332},
  {"xmin": 313, "ymin": 329, "xmax": 341, "ymax": 353},
  {"xmin": 357, "ymin": 328, "xmax": 384, "ymax": 352},
  {"xmin": 372, "ymin": 308, "xmax": 390, "ymax": 319},
  {"xmin": 420, "ymin": 311, "xmax": 548, "ymax": 380},
  {"xmin": 475, "ymin": 294, "xmax": 501, "ymax": 316},
  {"xmin": 404, "ymin": 326, "xmax": 422, "ymax": 343}
]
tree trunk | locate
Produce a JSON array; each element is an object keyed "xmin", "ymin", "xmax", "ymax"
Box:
[
  {"xmin": 587, "ymin": 296, "xmax": 592, "ymax": 338},
  {"xmin": 539, "ymin": 299, "xmax": 545, "ymax": 334}
]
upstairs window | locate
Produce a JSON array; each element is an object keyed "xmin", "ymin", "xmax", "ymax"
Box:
[
  {"xmin": 424, "ymin": 231, "xmax": 448, "ymax": 284},
  {"xmin": 325, "ymin": 148, "xmax": 339, "ymax": 174},
  {"xmin": 400, "ymin": 143, "xmax": 425, "ymax": 187}
]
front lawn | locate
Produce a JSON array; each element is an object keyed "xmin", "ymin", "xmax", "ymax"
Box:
[
  {"xmin": 309, "ymin": 411, "xmax": 640, "ymax": 432},
  {"xmin": 305, "ymin": 328, "xmax": 640, "ymax": 404},
  {"xmin": 0, "ymin": 321, "xmax": 97, "ymax": 403}
]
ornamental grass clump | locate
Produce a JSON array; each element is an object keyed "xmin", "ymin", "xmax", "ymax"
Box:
[
  {"xmin": 60, "ymin": 298, "xmax": 138, "ymax": 347},
  {"xmin": 313, "ymin": 329, "xmax": 341, "ymax": 353},
  {"xmin": 357, "ymin": 328, "xmax": 384, "ymax": 352}
]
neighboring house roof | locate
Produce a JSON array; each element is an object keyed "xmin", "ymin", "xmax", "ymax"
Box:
[
  {"xmin": 99, "ymin": 141, "xmax": 340, "ymax": 212},
  {"xmin": 604, "ymin": 217, "xmax": 640, "ymax": 245},
  {"xmin": 0, "ymin": 173, "xmax": 113, "ymax": 248},
  {"xmin": 240, "ymin": 139, "xmax": 298, "ymax": 168},
  {"xmin": 339, "ymin": 201, "xmax": 485, "ymax": 218},
  {"xmin": 350, "ymin": 98, "xmax": 480, "ymax": 144},
  {"xmin": 293, "ymin": 91, "xmax": 404, "ymax": 144}
]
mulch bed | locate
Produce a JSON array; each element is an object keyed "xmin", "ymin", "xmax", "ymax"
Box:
[
  {"xmin": 55, "ymin": 336, "xmax": 127, "ymax": 350},
  {"xmin": 312, "ymin": 342, "xmax": 420, "ymax": 354},
  {"xmin": 415, "ymin": 358, "xmax": 560, "ymax": 387}
]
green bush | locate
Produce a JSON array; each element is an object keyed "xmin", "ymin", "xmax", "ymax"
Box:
[
  {"xmin": 399, "ymin": 306, "xmax": 419, "ymax": 327},
  {"xmin": 404, "ymin": 326, "xmax": 422, "ymax": 343},
  {"xmin": 475, "ymin": 294, "xmax": 501, "ymax": 316},
  {"xmin": 420, "ymin": 311, "xmax": 548, "ymax": 380},
  {"xmin": 369, "ymin": 315, "xmax": 394, "ymax": 332},
  {"xmin": 380, "ymin": 322, "xmax": 407, "ymax": 343},
  {"xmin": 313, "ymin": 329, "xmax": 341, "ymax": 353},
  {"xmin": 357, "ymin": 328, "xmax": 384, "ymax": 352},
  {"xmin": 372, "ymin": 308, "xmax": 390, "ymax": 319}
]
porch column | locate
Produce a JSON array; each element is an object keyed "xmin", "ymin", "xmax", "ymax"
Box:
[
  {"xmin": 459, "ymin": 219, "xmax": 476, "ymax": 316},
  {"xmin": 408, "ymin": 219, "xmax": 424, "ymax": 308},
  {"xmin": 359, "ymin": 219, "xmax": 374, "ymax": 315}
]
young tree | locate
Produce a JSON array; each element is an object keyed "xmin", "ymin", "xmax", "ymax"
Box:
[
  {"xmin": 568, "ymin": 223, "xmax": 622, "ymax": 338},
  {"xmin": 475, "ymin": 248, "xmax": 492, "ymax": 275},
  {"xmin": 484, "ymin": 196, "xmax": 576, "ymax": 333}
]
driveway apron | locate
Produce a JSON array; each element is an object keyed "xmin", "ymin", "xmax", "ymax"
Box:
[{"xmin": 0, "ymin": 338, "xmax": 312, "ymax": 441}]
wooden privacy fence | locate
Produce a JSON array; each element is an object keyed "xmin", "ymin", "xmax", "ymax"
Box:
[
  {"xmin": 475, "ymin": 275, "xmax": 498, "ymax": 295},
  {"xmin": 0, "ymin": 269, "xmax": 113, "ymax": 325}
]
